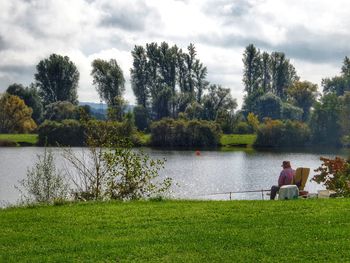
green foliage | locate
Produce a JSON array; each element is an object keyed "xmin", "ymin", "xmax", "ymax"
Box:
[
  {"xmin": 35, "ymin": 54, "xmax": 79, "ymax": 105},
  {"xmin": 91, "ymin": 58, "xmax": 125, "ymax": 107},
  {"xmin": 0, "ymin": 94, "xmax": 37, "ymax": 133},
  {"xmin": 339, "ymin": 92, "xmax": 350, "ymax": 145},
  {"xmin": 63, "ymin": 126, "xmax": 171, "ymax": 201},
  {"xmin": 287, "ymin": 80, "xmax": 318, "ymax": 121},
  {"xmin": 310, "ymin": 93, "xmax": 341, "ymax": 146},
  {"xmin": 107, "ymin": 96, "xmax": 127, "ymax": 121},
  {"xmin": 131, "ymin": 42, "xmax": 209, "ymax": 121},
  {"xmin": 255, "ymin": 119, "xmax": 311, "ymax": 147},
  {"xmin": 234, "ymin": 122, "xmax": 252, "ymax": 134},
  {"xmin": 281, "ymin": 103, "xmax": 303, "ymax": 121},
  {"xmin": 6, "ymin": 83, "xmax": 43, "ymax": 123},
  {"xmin": 256, "ymin": 92, "xmax": 282, "ymax": 120},
  {"xmin": 242, "ymin": 44, "xmax": 262, "ymax": 96},
  {"xmin": 322, "ymin": 56, "xmax": 350, "ymax": 96},
  {"xmin": 38, "ymin": 119, "xmax": 136, "ymax": 146},
  {"xmin": 133, "ymin": 105, "xmax": 150, "ymax": 131},
  {"xmin": 38, "ymin": 119, "xmax": 84, "ymax": 146},
  {"xmin": 247, "ymin": 112, "xmax": 259, "ymax": 132},
  {"xmin": 202, "ymin": 84, "xmax": 237, "ymax": 121},
  {"xmin": 44, "ymin": 101, "xmax": 77, "ymax": 121},
  {"xmin": 104, "ymin": 147, "xmax": 171, "ymax": 200},
  {"xmin": 270, "ymin": 52, "xmax": 299, "ymax": 100},
  {"xmin": 16, "ymin": 147, "xmax": 69, "ymax": 204},
  {"xmin": 313, "ymin": 157, "xmax": 350, "ymax": 197},
  {"xmin": 151, "ymin": 118, "xmax": 221, "ymax": 147},
  {"xmin": 242, "ymin": 45, "xmax": 299, "ymax": 114}
]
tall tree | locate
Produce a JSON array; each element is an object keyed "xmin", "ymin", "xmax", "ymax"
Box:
[
  {"xmin": 242, "ymin": 44, "xmax": 262, "ymax": 96},
  {"xmin": 193, "ymin": 59, "xmax": 209, "ymax": 103},
  {"xmin": 202, "ymin": 85, "xmax": 237, "ymax": 121},
  {"xmin": 0, "ymin": 94, "xmax": 37, "ymax": 133},
  {"xmin": 261, "ymin": 52, "xmax": 271, "ymax": 93},
  {"xmin": 6, "ymin": 83, "xmax": 43, "ymax": 123},
  {"xmin": 339, "ymin": 92, "xmax": 350, "ymax": 143},
  {"xmin": 35, "ymin": 54, "xmax": 79, "ymax": 105},
  {"xmin": 270, "ymin": 52, "xmax": 299, "ymax": 100},
  {"xmin": 91, "ymin": 58, "xmax": 125, "ymax": 106},
  {"xmin": 323, "ymin": 57, "xmax": 350, "ymax": 96},
  {"xmin": 131, "ymin": 45, "xmax": 149, "ymax": 108},
  {"xmin": 310, "ymin": 93, "xmax": 341, "ymax": 145},
  {"xmin": 287, "ymin": 81, "xmax": 318, "ymax": 121}
]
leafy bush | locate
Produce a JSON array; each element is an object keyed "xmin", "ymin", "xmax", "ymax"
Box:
[
  {"xmin": 254, "ymin": 119, "xmax": 311, "ymax": 147},
  {"xmin": 312, "ymin": 157, "xmax": 350, "ymax": 197},
  {"xmin": 64, "ymin": 128, "xmax": 171, "ymax": 201},
  {"xmin": 16, "ymin": 148, "xmax": 69, "ymax": 204},
  {"xmin": 234, "ymin": 121, "xmax": 252, "ymax": 134},
  {"xmin": 44, "ymin": 101, "xmax": 77, "ymax": 121},
  {"xmin": 151, "ymin": 118, "xmax": 221, "ymax": 147},
  {"xmin": 38, "ymin": 119, "xmax": 84, "ymax": 146},
  {"xmin": 38, "ymin": 119, "xmax": 136, "ymax": 146}
]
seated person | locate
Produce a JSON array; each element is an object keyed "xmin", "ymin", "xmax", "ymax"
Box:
[{"xmin": 270, "ymin": 161, "xmax": 296, "ymax": 200}]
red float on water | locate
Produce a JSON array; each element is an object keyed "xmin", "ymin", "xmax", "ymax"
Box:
[{"xmin": 195, "ymin": 150, "xmax": 201, "ymax": 156}]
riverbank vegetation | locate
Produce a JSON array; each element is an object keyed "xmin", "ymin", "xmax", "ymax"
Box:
[
  {"xmin": 1, "ymin": 43, "xmax": 350, "ymax": 148},
  {"xmin": 0, "ymin": 134, "xmax": 38, "ymax": 146},
  {"xmin": 1, "ymin": 199, "xmax": 350, "ymax": 262}
]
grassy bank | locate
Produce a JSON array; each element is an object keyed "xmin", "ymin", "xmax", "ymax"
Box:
[
  {"xmin": 0, "ymin": 134, "xmax": 38, "ymax": 146},
  {"xmin": 220, "ymin": 134, "xmax": 256, "ymax": 147},
  {"xmin": 1, "ymin": 199, "xmax": 350, "ymax": 262}
]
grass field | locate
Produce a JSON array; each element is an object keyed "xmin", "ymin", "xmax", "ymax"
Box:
[
  {"xmin": 1, "ymin": 199, "xmax": 350, "ymax": 262},
  {"xmin": 0, "ymin": 134, "xmax": 38, "ymax": 146},
  {"xmin": 220, "ymin": 134, "xmax": 256, "ymax": 147}
]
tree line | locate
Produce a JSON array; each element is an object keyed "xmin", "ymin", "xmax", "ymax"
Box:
[{"xmin": 1, "ymin": 42, "xmax": 350, "ymax": 147}]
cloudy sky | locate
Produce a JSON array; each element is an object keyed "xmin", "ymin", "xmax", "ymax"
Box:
[{"xmin": 1, "ymin": 0, "xmax": 350, "ymax": 106}]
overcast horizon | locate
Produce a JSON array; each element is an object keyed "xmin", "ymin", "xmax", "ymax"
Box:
[{"xmin": 1, "ymin": 0, "xmax": 350, "ymax": 107}]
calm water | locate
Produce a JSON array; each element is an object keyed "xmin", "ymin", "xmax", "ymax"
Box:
[{"xmin": 0, "ymin": 147, "xmax": 348, "ymax": 206}]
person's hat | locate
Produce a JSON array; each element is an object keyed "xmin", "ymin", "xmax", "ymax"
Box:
[{"xmin": 281, "ymin": 161, "xmax": 291, "ymax": 167}]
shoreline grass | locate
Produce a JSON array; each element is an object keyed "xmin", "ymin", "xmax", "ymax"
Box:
[
  {"xmin": 1, "ymin": 199, "xmax": 350, "ymax": 262},
  {"xmin": 0, "ymin": 134, "xmax": 38, "ymax": 146},
  {"xmin": 220, "ymin": 134, "xmax": 256, "ymax": 147}
]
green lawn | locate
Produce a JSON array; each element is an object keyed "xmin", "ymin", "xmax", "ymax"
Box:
[
  {"xmin": 1, "ymin": 199, "xmax": 350, "ymax": 262},
  {"xmin": 220, "ymin": 134, "xmax": 256, "ymax": 147},
  {"xmin": 0, "ymin": 134, "xmax": 38, "ymax": 145}
]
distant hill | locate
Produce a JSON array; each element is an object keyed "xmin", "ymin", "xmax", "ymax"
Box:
[{"xmin": 79, "ymin": 102, "xmax": 135, "ymax": 120}]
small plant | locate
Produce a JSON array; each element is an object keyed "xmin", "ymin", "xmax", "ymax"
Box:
[
  {"xmin": 16, "ymin": 148, "xmax": 69, "ymax": 204},
  {"xmin": 103, "ymin": 141, "xmax": 172, "ymax": 200},
  {"xmin": 64, "ymin": 123, "xmax": 172, "ymax": 201},
  {"xmin": 312, "ymin": 156, "xmax": 350, "ymax": 197}
]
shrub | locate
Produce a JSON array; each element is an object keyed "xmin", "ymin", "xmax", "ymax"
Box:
[
  {"xmin": 38, "ymin": 119, "xmax": 136, "ymax": 146},
  {"xmin": 44, "ymin": 101, "xmax": 77, "ymax": 121},
  {"xmin": 16, "ymin": 147, "xmax": 69, "ymax": 204},
  {"xmin": 254, "ymin": 119, "xmax": 311, "ymax": 147},
  {"xmin": 63, "ymin": 127, "xmax": 171, "ymax": 201},
  {"xmin": 234, "ymin": 121, "xmax": 252, "ymax": 134},
  {"xmin": 312, "ymin": 157, "xmax": 350, "ymax": 197},
  {"xmin": 38, "ymin": 119, "xmax": 84, "ymax": 146},
  {"xmin": 150, "ymin": 118, "xmax": 221, "ymax": 147}
]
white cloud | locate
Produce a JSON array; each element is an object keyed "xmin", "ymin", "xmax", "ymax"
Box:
[{"xmin": 0, "ymin": 0, "xmax": 350, "ymax": 107}]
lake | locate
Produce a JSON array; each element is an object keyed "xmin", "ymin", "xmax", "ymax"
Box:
[{"xmin": 0, "ymin": 147, "xmax": 348, "ymax": 206}]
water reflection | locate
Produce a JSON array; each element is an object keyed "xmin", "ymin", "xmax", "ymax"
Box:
[{"xmin": 0, "ymin": 147, "xmax": 348, "ymax": 205}]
